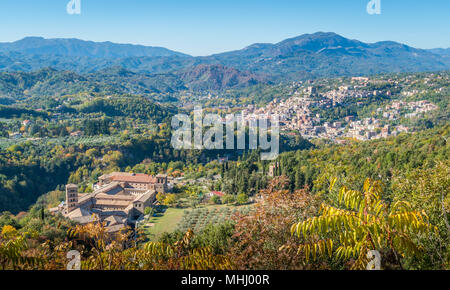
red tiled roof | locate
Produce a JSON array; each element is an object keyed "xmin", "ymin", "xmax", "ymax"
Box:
[
  {"xmin": 211, "ymin": 191, "xmax": 225, "ymax": 197},
  {"xmin": 110, "ymin": 173, "xmax": 156, "ymax": 183}
]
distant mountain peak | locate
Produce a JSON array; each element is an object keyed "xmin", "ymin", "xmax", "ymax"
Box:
[
  {"xmin": 18, "ymin": 36, "xmax": 45, "ymax": 41},
  {"xmin": 276, "ymin": 32, "xmax": 367, "ymax": 52},
  {"xmin": 0, "ymin": 37, "xmax": 191, "ymax": 58}
]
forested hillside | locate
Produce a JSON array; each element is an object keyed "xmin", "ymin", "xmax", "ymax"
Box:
[
  {"xmin": 0, "ymin": 66, "xmax": 266, "ymax": 98},
  {"xmin": 219, "ymin": 125, "xmax": 449, "ymax": 199},
  {"xmin": 271, "ymin": 125, "xmax": 448, "ymax": 195},
  {"xmin": 1, "ymin": 124, "xmax": 448, "ymax": 270}
]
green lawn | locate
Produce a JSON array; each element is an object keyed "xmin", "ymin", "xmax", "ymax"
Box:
[
  {"xmin": 140, "ymin": 204, "xmax": 249, "ymax": 241},
  {"xmin": 142, "ymin": 207, "xmax": 185, "ymax": 241}
]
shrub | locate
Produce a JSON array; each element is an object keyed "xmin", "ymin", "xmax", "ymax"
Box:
[
  {"xmin": 211, "ymin": 195, "xmax": 222, "ymax": 205},
  {"xmin": 236, "ymin": 193, "xmax": 249, "ymax": 205},
  {"xmin": 222, "ymin": 194, "xmax": 236, "ymax": 204}
]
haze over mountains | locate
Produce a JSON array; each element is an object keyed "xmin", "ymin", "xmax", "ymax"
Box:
[
  {"xmin": 0, "ymin": 36, "xmax": 188, "ymax": 58},
  {"xmin": 0, "ymin": 32, "xmax": 449, "ymax": 91},
  {"xmin": 428, "ymin": 48, "xmax": 450, "ymax": 57}
]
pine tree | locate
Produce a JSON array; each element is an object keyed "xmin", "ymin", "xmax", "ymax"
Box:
[{"xmin": 40, "ymin": 207, "xmax": 45, "ymax": 221}]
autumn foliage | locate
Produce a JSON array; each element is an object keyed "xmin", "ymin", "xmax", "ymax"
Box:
[{"xmin": 229, "ymin": 176, "xmax": 323, "ymax": 269}]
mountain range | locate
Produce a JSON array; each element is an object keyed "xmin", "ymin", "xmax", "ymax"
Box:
[
  {"xmin": 0, "ymin": 32, "xmax": 449, "ymax": 91},
  {"xmin": 0, "ymin": 36, "xmax": 188, "ymax": 58},
  {"xmin": 427, "ymin": 48, "xmax": 450, "ymax": 57}
]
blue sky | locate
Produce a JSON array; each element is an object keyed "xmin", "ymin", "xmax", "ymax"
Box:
[{"xmin": 0, "ymin": 0, "xmax": 449, "ymax": 56}]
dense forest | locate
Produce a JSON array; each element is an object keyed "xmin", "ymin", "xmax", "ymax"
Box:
[
  {"xmin": 0, "ymin": 121, "xmax": 312, "ymax": 213},
  {"xmin": 219, "ymin": 125, "xmax": 448, "ymax": 199},
  {"xmin": 78, "ymin": 97, "xmax": 174, "ymax": 122}
]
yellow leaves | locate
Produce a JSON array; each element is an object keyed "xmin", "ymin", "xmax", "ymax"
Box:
[
  {"xmin": 339, "ymin": 187, "xmax": 364, "ymax": 211},
  {"xmin": 96, "ymin": 240, "xmax": 105, "ymax": 251},
  {"xmin": 392, "ymin": 234, "xmax": 420, "ymax": 257},
  {"xmin": 363, "ymin": 178, "xmax": 371, "ymax": 193},
  {"xmin": 290, "ymin": 223, "xmax": 297, "ymax": 236},
  {"xmin": 141, "ymin": 230, "xmax": 232, "ymax": 270},
  {"xmin": 296, "ymin": 239, "xmax": 332, "ymax": 263},
  {"xmin": 0, "ymin": 228, "xmax": 41, "ymax": 269},
  {"xmin": 350, "ymin": 247, "xmax": 372, "ymax": 270},
  {"xmin": 67, "ymin": 228, "xmax": 78, "ymax": 239},
  {"xmin": 305, "ymin": 244, "xmax": 310, "ymax": 263},
  {"xmin": 1, "ymin": 225, "xmax": 18, "ymax": 238},
  {"xmin": 329, "ymin": 177, "xmax": 337, "ymax": 192},
  {"xmin": 144, "ymin": 241, "xmax": 173, "ymax": 257},
  {"xmin": 289, "ymin": 177, "xmax": 438, "ymax": 269},
  {"xmin": 312, "ymin": 243, "xmax": 317, "ymax": 261},
  {"xmin": 338, "ymin": 186, "xmax": 348, "ymax": 205},
  {"xmin": 372, "ymin": 200, "xmax": 385, "ymax": 218},
  {"xmin": 388, "ymin": 210, "xmax": 435, "ymax": 234},
  {"xmin": 326, "ymin": 239, "xmax": 333, "ymax": 258},
  {"xmin": 363, "ymin": 178, "xmax": 383, "ymax": 201},
  {"xmin": 336, "ymin": 245, "xmax": 357, "ymax": 260},
  {"xmin": 294, "ymin": 207, "xmax": 362, "ymax": 240},
  {"xmin": 337, "ymin": 242, "xmax": 367, "ymax": 262},
  {"xmin": 391, "ymin": 201, "xmax": 413, "ymax": 214}
]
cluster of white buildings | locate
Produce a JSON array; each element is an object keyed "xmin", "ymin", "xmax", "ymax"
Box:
[
  {"xmin": 322, "ymin": 86, "xmax": 372, "ymax": 106},
  {"xmin": 239, "ymin": 87, "xmax": 439, "ymax": 142}
]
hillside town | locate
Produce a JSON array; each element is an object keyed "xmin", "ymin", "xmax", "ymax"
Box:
[{"xmin": 240, "ymin": 77, "xmax": 441, "ymax": 141}]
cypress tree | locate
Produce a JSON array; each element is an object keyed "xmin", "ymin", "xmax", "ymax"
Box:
[{"xmin": 40, "ymin": 206, "xmax": 45, "ymax": 221}]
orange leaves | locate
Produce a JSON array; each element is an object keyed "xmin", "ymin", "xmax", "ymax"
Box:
[{"xmin": 230, "ymin": 177, "xmax": 322, "ymax": 270}]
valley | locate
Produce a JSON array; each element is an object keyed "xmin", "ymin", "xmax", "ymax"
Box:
[{"xmin": 0, "ymin": 31, "xmax": 448, "ymax": 271}]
